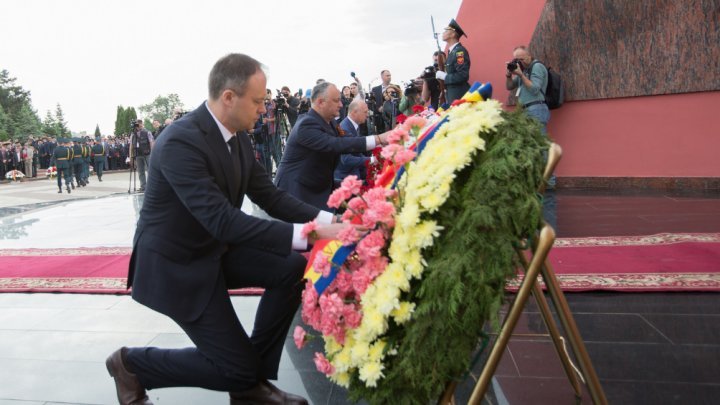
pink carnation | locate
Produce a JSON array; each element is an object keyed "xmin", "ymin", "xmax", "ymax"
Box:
[
  {"xmin": 343, "ymin": 304, "xmax": 363, "ymax": 328},
  {"xmin": 293, "ymin": 326, "xmax": 307, "ymax": 349},
  {"xmin": 327, "ymin": 187, "xmax": 351, "ymax": 209},
  {"xmin": 356, "ymin": 230, "xmax": 386, "ymax": 259},
  {"xmin": 340, "ymin": 175, "xmax": 363, "ymax": 196},
  {"xmin": 387, "ymin": 127, "xmax": 410, "ymax": 144},
  {"xmin": 313, "ymin": 253, "xmax": 333, "ymax": 278},
  {"xmin": 337, "ymin": 225, "xmax": 361, "ymax": 245},
  {"xmin": 404, "ymin": 116, "xmax": 428, "ymax": 131},
  {"xmin": 335, "ymin": 271, "xmax": 354, "ymax": 297},
  {"xmin": 392, "ymin": 149, "xmax": 416, "ymax": 166},
  {"xmin": 314, "ymin": 352, "xmax": 336, "ymax": 375},
  {"xmin": 300, "ymin": 220, "xmax": 318, "ymax": 239},
  {"xmin": 380, "ymin": 144, "xmax": 404, "ymax": 160},
  {"xmin": 352, "ymin": 269, "xmax": 372, "ymax": 295}
]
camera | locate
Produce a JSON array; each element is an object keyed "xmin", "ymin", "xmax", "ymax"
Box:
[
  {"xmin": 421, "ymin": 65, "xmax": 437, "ymax": 80},
  {"xmin": 274, "ymin": 90, "xmax": 287, "ymax": 113},
  {"xmin": 404, "ymin": 81, "xmax": 420, "ymax": 97},
  {"xmin": 364, "ymin": 93, "xmax": 376, "ymax": 116},
  {"xmin": 130, "ymin": 119, "xmax": 140, "ymax": 130},
  {"xmin": 507, "ymin": 58, "xmax": 523, "ymax": 72}
]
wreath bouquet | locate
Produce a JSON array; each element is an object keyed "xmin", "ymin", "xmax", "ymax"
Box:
[{"xmin": 297, "ymin": 83, "xmax": 548, "ymax": 403}]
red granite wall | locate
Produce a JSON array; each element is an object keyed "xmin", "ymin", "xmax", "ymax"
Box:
[{"xmin": 456, "ymin": 0, "xmax": 720, "ymax": 180}]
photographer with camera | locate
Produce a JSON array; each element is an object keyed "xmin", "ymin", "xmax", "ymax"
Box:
[
  {"xmin": 420, "ymin": 51, "xmax": 443, "ymax": 111},
  {"xmin": 371, "ymin": 70, "xmax": 395, "ymax": 133},
  {"xmin": 435, "ymin": 19, "xmax": 470, "ymax": 103},
  {"xmin": 381, "ymin": 84, "xmax": 403, "ymax": 130},
  {"xmin": 129, "ymin": 119, "xmax": 154, "ymax": 192},
  {"xmin": 399, "ymin": 79, "xmax": 425, "ymax": 116},
  {"xmin": 505, "ymin": 45, "xmax": 550, "ymax": 133},
  {"xmin": 276, "ymin": 86, "xmax": 300, "ymax": 128}
]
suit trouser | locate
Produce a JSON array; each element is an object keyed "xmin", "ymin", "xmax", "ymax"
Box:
[
  {"xmin": 126, "ymin": 245, "xmax": 307, "ymax": 392},
  {"xmin": 136, "ymin": 155, "xmax": 149, "ymax": 187}
]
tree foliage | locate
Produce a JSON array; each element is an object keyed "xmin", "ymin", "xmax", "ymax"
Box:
[
  {"xmin": 0, "ymin": 69, "xmax": 43, "ymax": 142},
  {"xmin": 113, "ymin": 106, "xmax": 138, "ymax": 136},
  {"xmin": 94, "ymin": 124, "xmax": 101, "ymax": 139},
  {"xmin": 138, "ymin": 93, "xmax": 184, "ymax": 123}
]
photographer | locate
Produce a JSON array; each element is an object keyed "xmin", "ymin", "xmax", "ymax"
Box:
[
  {"xmin": 381, "ymin": 84, "xmax": 403, "ymax": 130},
  {"xmin": 421, "ymin": 51, "xmax": 442, "ymax": 110},
  {"xmin": 129, "ymin": 119, "xmax": 153, "ymax": 191},
  {"xmin": 339, "ymin": 85, "xmax": 353, "ymax": 122},
  {"xmin": 505, "ymin": 45, "xmax": 549, "ymax": 133},
  {"xmin": 399, "ymin": 80, "xmax": 425, "ymax": 116},
  {"xmin": 276, "ymin": 86, "xmax": 300, "ymax": 128}
]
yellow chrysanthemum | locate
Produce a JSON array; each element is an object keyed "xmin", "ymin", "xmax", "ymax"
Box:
[
  {"xmin": 391, "ymin": 301, "xmax": 416, "ymax": 324},
  {"xmin": 359, "ymin": 361, "xmax": 384, "ymax": 387}
]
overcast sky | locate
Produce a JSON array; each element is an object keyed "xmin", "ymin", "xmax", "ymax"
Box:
[{"xmin": 1, "ymin": 0, "xmax": 462, "ymax": 135}]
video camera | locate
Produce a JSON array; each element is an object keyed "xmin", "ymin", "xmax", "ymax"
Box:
[
  {"xmin": 421, "ymin": 64, "xmax": 437, "ymax": 80},
  {"xmin": 274, "ymin": 90, "xmax": 288, "ymax": 113},
  {"xmin": 130, "ymin": 119, "xmax": 140, "ymax": 131},
  {"xmin": 364, "ymin": 92, "xmax": 376, "ymax": 116},
  {"xmin": 404, "ymin": 80, "xmax": 421, "ymax": 97}
]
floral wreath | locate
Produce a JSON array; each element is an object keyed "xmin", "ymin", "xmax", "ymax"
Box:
[{"xmin": 296, "ymin": 82, "xmax": 547, "ymax": 403}]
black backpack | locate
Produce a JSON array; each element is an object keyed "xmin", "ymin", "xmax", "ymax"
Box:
[{"xmin": 529, "ymin": 61, "xmax": 564, "ymax": 109}]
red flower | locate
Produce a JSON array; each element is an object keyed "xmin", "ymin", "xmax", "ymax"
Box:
[
  {"xmin": 412, "ymin": 105, "xmax": 425, "ymax": 114},
  {"xmin": 396, "ymin": 114, "xmax": 407, "ymax": 124}
]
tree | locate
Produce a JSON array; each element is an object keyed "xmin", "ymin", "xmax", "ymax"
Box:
[
  {"xmin": 42, "ymin": 110, "xmax": 57, "ymax": 136},
  {"xmin": 94, "ymin": 124, "xmax": 101, "ymax": 139},
  {"xmin": 54, "ymin": 103, "xmax": 69, "ymax": 135},
  {"xmin": 0, "ymin": 69, "xmax": 41, "ymax": 140},
  {"xmin": 138, "ymin": 93, "xmax": 184, "ymax": 123},
  {"xmin": 0, "ymin": 104, "xmax": 9, "ymax": 141}
]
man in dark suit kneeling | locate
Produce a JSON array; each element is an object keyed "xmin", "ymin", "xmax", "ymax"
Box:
[
  {"xmin": 334, "ymin": 99, "xmax": 372, "ymax": 184},
  {"xmin": 106, "ymin": 53, "xmax": 352, "ymax": 405},
  {"xmin": 274, "ymin": 82, "xmax": 389, "ymax": 211}
]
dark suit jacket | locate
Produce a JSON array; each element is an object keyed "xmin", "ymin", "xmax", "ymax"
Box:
[
  {"xmin": 128, "ymin": 102, "xmax": 319, "ymax": 322},
  {"xmin": 333, "ymin": 117, "xmax": 369, "ymax": 182},
  {"xmin": 274, "ymin": 109, "xmax": 368, "ymax": 210},
  {"xmin": 371, "ymin": 85, "xmax": 384, "ymax": 112}
]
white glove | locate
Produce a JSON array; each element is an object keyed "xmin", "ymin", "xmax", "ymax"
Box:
[
  {"xmin": 370, "ymin": 156, "xmax": 377, "ymax": 165},
  {"xmin": 435, "ymin": 70, "xmax": 447, "ymax": 80}
]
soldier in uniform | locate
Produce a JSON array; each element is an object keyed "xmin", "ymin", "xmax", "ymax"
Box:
[
  {"xmin": 91, "ymin": 138, "xmax": 107, "ymax": 181},
  {"xmin": 82, "ymin": 138, "xmax": 92, "ymax": 185},
  {"xmin": 435, "ymin": 19, "xmax": 471, "ymax": 104},
  {"xmin": 50, "ymin": 138, "xmax": 73, "ymax": 193},
  {"xmin": 71, "ymin": 137, "xmax": 85, "ymax": 187}
]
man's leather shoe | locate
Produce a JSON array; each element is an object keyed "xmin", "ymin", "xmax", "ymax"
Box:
[
  {"xmin": 230, "ymin": 380, "xmax": 308, "ymax": 405},
  {"xmin": 105, "ymin": 347, "xmax": 153, "ymax": 405}
]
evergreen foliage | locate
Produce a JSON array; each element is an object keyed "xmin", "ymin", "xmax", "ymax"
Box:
[
  {"xmin": 348, "ymin": 109, "xmax": 547, "ymax": 404},
  {"xmin": 94, "ymin": 124, "xmax": 101, "ymax": 139},
  {"xmin": 0, "ymin": 69, "xmax": 43, "ymax": 141},
  {"xmin": 54, "ymin": 103, "xmax": 69, "ymax": 135}
]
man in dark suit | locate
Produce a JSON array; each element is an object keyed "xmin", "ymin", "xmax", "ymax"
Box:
[
  {"xmin": 436, "ymin": 19, "xmax": 471, "ymax": 103},
  {"xmin": 334, "ymin": 99, "xmax": 372, "ymax": 184},
  {"xmin": 274, "ymin": 82, "xmax": 389, "ymax": 211},
  {"xmin": 106, "ymin": 54, "xmax": 351, "ymax": 405},
  {"xmin": 370, "ymin": 69, "xmax": 393, "ymax": 133}
]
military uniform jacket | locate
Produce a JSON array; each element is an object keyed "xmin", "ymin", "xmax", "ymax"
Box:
[
  {"xmin": 445, "ymin": 42, "xmax": 471, "ymax": 102},
  {"xmin": 50, "ymin": 146, "xmax": 72, "ymax": 170},
  {"xmin": 92, "ymin": 144, "xmax": 107, "ymax": 163},
  {"xmin": 72, "ymin": 145, "xmax": 84, "ymax": 163}
]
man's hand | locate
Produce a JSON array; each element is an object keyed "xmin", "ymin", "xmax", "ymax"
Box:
[
  {"xmin": 375, "ymin": 131, "xmax": 390, "ymax": 146},
  {"xmin": 309, "ymin": 223, "xmax": 367, "ymax": 244},
  {"xmin": 435, "ymin": 70, "xmax": 447, "ymax": 81}
]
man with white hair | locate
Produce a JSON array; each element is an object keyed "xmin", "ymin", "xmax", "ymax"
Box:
[
  {"xmin": 274, "ymin": 82, "xmax": 389, "ymax": 210},
  {"xmin": 334, "ymin": 98, "xmax": 372, "ymax": 183}
]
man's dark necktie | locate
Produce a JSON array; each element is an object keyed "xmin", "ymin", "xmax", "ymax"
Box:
[{"xmin": 228, "ymin": 136, "xmax": 242, "ymax": 193}]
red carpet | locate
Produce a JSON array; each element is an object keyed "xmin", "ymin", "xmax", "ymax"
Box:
[
  {"xmin": 0, "ymin": 247, "xmax": 263, "ymax": 295},
  {"xmin": 3, "ymin": 233, "xmax": 719, "ymax": 293},
  {"xmin": 510, "ymin": 233, "xmax": 720, "ymax": 292}
]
